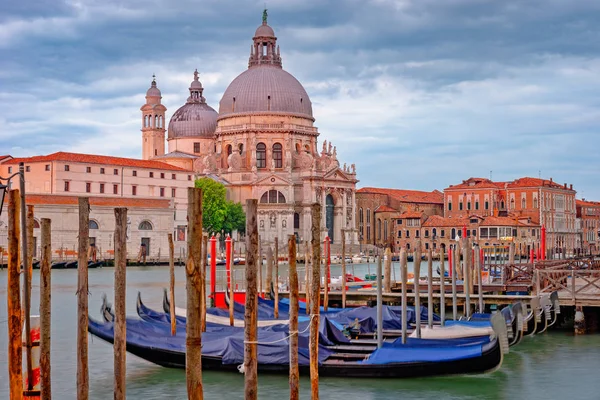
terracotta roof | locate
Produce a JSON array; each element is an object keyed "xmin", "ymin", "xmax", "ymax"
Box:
[
  {"xmin": 445, "ymin": 178, "xmax": 506, "ymax": 190},
  {"xmin": 398, "ymin": 211, "xmax": 423, "ymax": 219},
  {"xmin": 446, "ymin": 176, "xmax": 574, "ymax": 191},
  {"xmin": 4, "ymin": 194, "xmax": 172, "ymax": 209},
  {"xmin": 0, "ymin": 155, "xmax": 11, "ymax": 163},
  {"xmin": 4, "ymin": 152, "xmax": 192, "ymax": 172},
  {"xmin": 508, "ymin": 177, "xmax": 572, "ymax": 190},
  {"xmin": 357, "ymin": 187, "xmax": 443, "ymax": 204},
  {"xmin": 374, "ymin": 205, "xmax": 397, "ymax": 213},
  {"xmin": 422, "ymin": 215, "xmax": 470, "ymax": 228},
  {"xmin": 479, "ymin": 216, "xmax": 520, "ymax": 227},
  {"xmin": 576, "ymin": 199, "xmax": 600, "ymax": 207}
]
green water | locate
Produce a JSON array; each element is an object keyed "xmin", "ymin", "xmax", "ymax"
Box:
[{"xmin": 1, "ymin": 266, "xmax": 599, "ymax": 399}]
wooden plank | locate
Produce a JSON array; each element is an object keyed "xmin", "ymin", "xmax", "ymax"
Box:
[
  {"xmin": 40, "ymin": 218, "xmax": 52, "ymax": 400},
  {"xmin": 7, "ymin": 190, "xmax": 23, "ymax": 399},
  {"xmin": 185, "ymin": 187, "xmax": 203, "ymax": 400},
  {"xmin": 77, "ymin": 197, "xmax": 90, "ymax": 400},
  {"xmin": 244, "ymin": 199, "xmax": 258, "ymax": 400},
  {"xmin": 309, "ymin": 203, "xmax": 321, "ymax": 400},
  {"xmin": 288, "ymin": 235, "xmax": 299, "ymax": 400},
  {"xmin": 113, "ymin": 208, "xmax": 127, "ymax": 400}
]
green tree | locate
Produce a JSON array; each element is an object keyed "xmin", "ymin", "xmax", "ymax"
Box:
[{"xmin": 194, "ymin": 177, "xmax": 245, "ymax": 234}]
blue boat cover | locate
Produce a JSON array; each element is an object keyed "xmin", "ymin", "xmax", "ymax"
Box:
[
  {"xmin": 362, "ymin": 342, "xmax": 483, "ymax": 364},
  {"xmin": 89, "ymin": 317, "xmax": 333, "ymax": 366}
]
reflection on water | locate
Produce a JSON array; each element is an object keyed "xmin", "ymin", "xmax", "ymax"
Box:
[{"xmin": 1, "ymin": 266, "xmax": 600, "ymax": 400}]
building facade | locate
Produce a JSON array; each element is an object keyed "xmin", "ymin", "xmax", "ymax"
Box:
[
  {"xmin": 444, "ymin": 177, "xmax": 577, "ymax": 255},
  {"xmin": 577, "ymin": 199, "xmax": 600, "ymax": 255},
  {"xmin": 355, "ymin": 187, "xmax": 444, "ymax": 249}
]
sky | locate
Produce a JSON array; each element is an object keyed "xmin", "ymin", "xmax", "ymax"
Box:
[{"xmin": 1, "ymin": 0, "xmax": 599, "ymax": 199}]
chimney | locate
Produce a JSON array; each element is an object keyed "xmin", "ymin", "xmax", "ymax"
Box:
[
  {"xmin": 570, "ymin": 184, "xmax": 573, "ymax": 190},
  {"xmin": 550, "ymin": 177, "xmax": 553, "ymax": 183},
  {"xmin": 564, "ymin": 183, "xmax": 567, "ymax": 189}
]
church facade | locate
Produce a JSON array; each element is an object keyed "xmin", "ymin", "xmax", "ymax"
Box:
[{"xmin": 143, "ymin": 14, "xmax": 359, "ymax": 245}]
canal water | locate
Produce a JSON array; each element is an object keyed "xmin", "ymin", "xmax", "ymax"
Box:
[{"xmin": 1, "ymin": 265, "xmax": 599, "ymax": 399}]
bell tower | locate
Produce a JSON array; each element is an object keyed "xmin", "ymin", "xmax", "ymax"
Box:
[{"xmin": 141, "ymin": 75, "xmax": 167, "ymax": 160}]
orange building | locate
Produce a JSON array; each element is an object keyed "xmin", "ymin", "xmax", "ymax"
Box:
[
  {"xmin": 444, "ymin": 177, "xmax": 577, "ymax": 256},
  {"xmin": 356, "ymin": 187, "xmax": 443, "ymax": 249},
  {"xmin": 577, "ymin": 199, "xmax": 600, "ymax": 255}
]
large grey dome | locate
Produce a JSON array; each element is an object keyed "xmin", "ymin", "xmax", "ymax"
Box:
[
  {"xmin": 168, "ymin": 70, "xmax": 218, "ymax": 139},
  {"xmin": 218, "ymin": 66, "xmax": 313, "ymax": 120}
]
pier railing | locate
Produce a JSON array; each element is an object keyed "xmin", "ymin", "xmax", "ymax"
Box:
[{"xmin": 535, "ymin": 269, "xmax": 600, "ymax": 304}]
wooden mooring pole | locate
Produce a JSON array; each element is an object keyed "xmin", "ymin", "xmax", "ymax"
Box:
[
  {"xmin": 288, "ymin": 234, "xmax": 299, "ymax": 400},
  {"xmin": 168, "ymin": 233, "xmax": 176, "ymax": 336},
  {"xmin": 202, "ymin": 234, "xmax": 208, "ymax": 333},
  {"xmin": 40, "ymin": 218, "xmax": 52, "ymax": 400},
  {"xmin": 414, "ymin": 240, "xmax": 422, "ymax": 338},
  {"xmin": 376, "ymin": 255, "xmax": 383, "ymax": 348},
  {"xmin": 7, "ymin": 190, "xmax": 23, "ymax": 399},
  {"xmin": 228, "ymin": 237, "xmax": 235, "ymax": 327},
  {"xmin": 384, "ymin": 246, "xmax": 391, "ymax": 293},
  {"xmin": 244, "ymin": 199, "xmax": 258, "ymax": 399},
  {"xmin": 463, "ymin": 238, "xmax": 471, "ymax": 319},
  {"xmin": 341, "ymin": 230, "xmax": 347, "ymax": 308},
  {"xmin": 452, "ymin": 244, "xmax": 458, "ymax": 320},
  {"xmin": 274, "ymin": 237, "xmax": 279, "ymax": 319},
  {"xmin": 427, "ymin": 248, "xmax": 433, "ymax": 329},
  {"xmin": 309, "ymin": 204, "xmax": 321, "ymax": 399},
  {"xmin": 258, "ymin": 235, "xmax": 263, "ymax": 297},
  {"xmin": 440, "ymin": 246, "xmax": 446, "ymax": 327},
  {"xmin": 186, "ymin": 187, "xmax": 203, "ymax": 400},
  {"xmin": 305, "ymin": 240, "xmax": 310, "ymax": 314},
  {"xmin": 114, "ymin": 208, "xmax": 127, "ymax": 400},
  {"xmin": 323, "ymin": 237, "xmax": 329, "ymax": 312},
  {"xmin": 475, "ymin": 243, "xmax": 483, "ymax": 313},
  {"xmin": 77, "ymin": 197, "xmax": 90, "ymax": 400},
  {"xmin": 400, "ymin": 247, "xmax": 408, "ymax": 344},
  {"xmin": 266, "ymin": 246, "xmax": 273, "ymax": 300}
]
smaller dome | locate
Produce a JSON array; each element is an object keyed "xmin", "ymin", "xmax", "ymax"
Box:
[
  {"xmin": 168, "ymin": 103, "xmax": 218, "ymax": 139},
  {"xmin": 146, "ymin": 77, "xmax": 161, "ymax": 98},
  {"xmin": 254, "ymin": 23, "xmax": 275, "ymax": 38}
]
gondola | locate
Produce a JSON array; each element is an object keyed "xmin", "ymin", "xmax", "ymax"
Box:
[
  {"xmin": 89, "ymin": 309, "xmax": 504, "ymax": 379},
  {"xmin": 467, "ymin": 303, "xmax": 524, "ymax": 347},
  {"xmin": 524, "ymin": 296, "xmax": 541, "ymax": 336},
  {"xmin": 51, "ymin": 261, "xmax": 67, "ymax": 269}
]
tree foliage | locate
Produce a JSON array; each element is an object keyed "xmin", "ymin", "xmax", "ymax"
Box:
[{"xmin": 194, "ymin": 177, "xmax": 246, "ymax": 234}]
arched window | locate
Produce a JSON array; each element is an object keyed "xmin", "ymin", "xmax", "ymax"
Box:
[
  {"xmin": 534, "ymin": 197, "xmax": 538, "ymax": 208},
  {"xmin": 260, "ymin": 190, "xmax": 286, "ymax": 204},
  {"xmin": 485, "ymin": 201, "xmax": 489, "ymax": 210},
  {"xmin": 34, "ymin": 219, "xmax": 40, "ymax": 229},
  {"xmin": 522, "ymin": 198, "xmax": 526, "ymax": 209},
  {"xmin": 238, "ymin": 143, "xmax": 244, "ymax": 154},
  {"xmin": 510, "ymin": 198, "xmax": 515, "ymax": 209},
  {"xmin": 432, "ymin": 228, "xmax": 437, "ymax": 237},
  {"xmin": 384, "ymin": 220, "xmax": 388, "ymax": 241},
  {"xmin": 377, "ymin": 219, "xmax": 382, "ymax": 240},
  {"xmin": 451, "ymin": 228, "xmax": 456, "ymax": 239},
  {"xmin": 501, "ymin": 201, "xmax": 505, "ymax": 209},
  {"xmin": 256, "ymin": 143, "xmax": 266, "ymax": 168},
  {"xmin": 227, "ymin": 144, "xmax": 232, "ymax": 156},
  {"xmin": 139, "ymin": 220, "xmax": 153, "ymax": 230},
  {"xmin": 295, "ymin": 143, "xmax": 300, "ymax": 154},
  {"xmin": 272, "ymin": 143, "xmax": 282, "ymax": 168},
  {"xmin": 89, "ymin": 220, "xmax": 99, "ymax": 230},
  {"xmin": 144, "ymin": 115, "xmax": 148, "ymax": 127},
  {"xmin": 154, "ymin": 115, "xmax": 158, "ymax": 127},
  {"xmin": 294, "ymin": 212, "xmax": 300, "ymax": 229}
]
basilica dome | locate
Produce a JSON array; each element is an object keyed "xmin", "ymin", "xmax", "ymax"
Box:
[
  {"xmin": 218, "ymin": 19, "xmax": 313, "ymax": 121},
  {"xmin": 168, "ymin": 70, "xmax": 218, "ymax": 139}
]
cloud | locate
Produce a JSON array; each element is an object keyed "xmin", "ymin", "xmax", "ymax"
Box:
[{"xmin": 1, "ymin": 0, "xmax": 599, "ymax": 198}]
